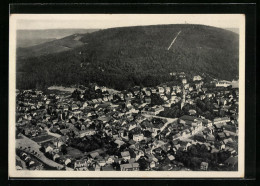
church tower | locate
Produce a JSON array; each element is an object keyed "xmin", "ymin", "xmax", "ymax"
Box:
[{"xmin": 181, "ymin": 86, "xmax": 186, "ymax": 110}]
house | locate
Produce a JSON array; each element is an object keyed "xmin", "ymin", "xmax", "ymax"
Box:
[
  {"xmin": 224, "ymin": 125, "xmax": 237, "ymax": 133},
  {"xmin": 146, "ymin": 154, "xmax": 159, "ymax": 164},
  {"xmin": 44, "ymin": 144, "xmax": 54, "ymax": 153},
  {"xmin": 107, "ymin": 95, "xmax": 114, "ymax": 101},
  {"xmin": 206, "ymin": 134, "xmax": 215, "ymax": 142},
  {"xmin": 71, "ymin": 104, "xmax": 79, "ymax": 111},
  {"xmin": 135, "ymin": 150, "xmax": 144, "ymax": 161},
  {"xmin": 214, "ymin": 141, "xmax": 225, "ymax": 150},
  {"xmin": 78, "ymin": 129, "xmax": 96, "ymax": 138},
  {"xmin": 125, "ymin": 101, "xmax": 132, "ymax": 108},
  {"xmin": 189, "ymin": 109, "xmax": 196, "ymax": 115},
  {"xmin": 152, "ymin": 140, "xmax": 165, "ymax": 148},
  {"xmin": 144, "ymin": 97, "xmax": 152, "ymax": 104},
  {"xmin": 157, "ymin": 87, "xmax": 165, "ymax": 94},
  {"xmin": 224, "ymin": 156, "xmax": 238, "ymax": 167},
  {"xmin": 144, "ymin": 90, "xmax": 152, "ymax": 96},
  {"xmin": 94, "ymin": 85, "xmax": 100, "ymax": 91},
  {"xmin": 16, "ymin": 160, "xmax": 23, "ymax": 170},
  {"xmin": 182, "ymin": 79, "xmax": 187, "ymax": 84},
  {"xmin": 225, "ymin": 140, "xmax": 237, "ymax": 149},
  {"xmin": 179, "ymin": 115, "xmax": 197, "ymax": 122},
  {"xmin": 52, "ymin": 139, "xmax": 65, "ymax": 148},
  {"xmin": 95, "ymin": 164, "xmax": 101, "ymax": 171},
  {"xmin": 193, "ymin": 133, "xmax": 206, "ymax": 142},
  {"xmin": 120, "ymin": 163, "xmax": 139, "ymax": 171},
  {"xmin": 20, "ymin": 152, "xmax": 27, "ymax": 158},
  {"xmin": 101, "ymin": 86, "xmax": 107, "ymax": 92},
  {"xmin": 221, "ymin": 117, "xmax": 230, "ymax": 123},
  {"xmin": 202, "ymin": 119, "xmax": 213, "ymax": 127},
  {"xmin": 169, "ymin": 72, "xmax": 176, "ymax": 76},
  {"xmin": 74, "ymin": 159, "xmax": 88, "ymax": 171},
  {"xmin": 121, "ymin": 151, "xmax": 131, "ymax": 160},
  {"xmin": 188, "ymin": 127, "xmax": 195, "ymax": 135},
  {"xmin": 59, "ymin": 129, "xmax": 70, "ymax": 136},
  {"xmin": 106, "ymin": 156, "xmax": 115, "ymax": 164},
  {"xmin": 193, "ymin": 75, "xmax": 202, "ymax": 81},
  {"xmin": 82, "ymin": 102, "xmax": 88, "ymax": 109},
  {"xmin": 206, "ymin": 93, "xmax": 213, "ymax": 98},
  {"xmin": 216, "ymin": 80, "xmax": 231, "ymax": 87},
  {"xmin": 200, "ymin": 162, "xmax": 209, "ymax": 171},
  {"xmin": 165, "ymin": 87, "xmax": 171, "ymax": 94},
  {"xmin": 97, "ymin": 158, "xmax": 106, "ymax": 167},
  {"xmin": 167, "ymin": 154, "xmax": 175, "ymax": 161},
  {"xmin": 52, "ymin": 153, "xmax": 60, "ymax": 161},
  {"xmin": 133, "ymin": 133, "xmax": 144, "ymax": 142},
  {"xmin": 223, "ymin": 138, "xmax": 232, "ymax": 145},
  {"xmin": 153, "ymin": 147, "xmax": 163, "ymax": 155},
  {"xmin": 63, "ymin": 158, "xmax": 71, "ymax": 166},
  {"xmin": 179, "ymin": 72, "xmax": 186, "ymax": 78},
  {"xmin": 90, "ymin": 152, "xmax": 100, "ymax": 159},
  {"xmin": 214, "ymin": 124, "xmax": 224, "ymax": 133},
  {"xmin": 216, "ymin": 132, "xmax": 226, "ymax": 141},
  {"xmin": 103, "ymin": 96, "xmax": 109, "ymax": 102},
  {"xmin": 184, "ymin": 83, "xmax": 189, "ymax": 89},
  {"xmin": 98, "ymin": 116, "xmax": 111, "ymax": 123},
  {"xmin": 185, "ymin": 120, "xmax": 197, "ymax": 127},
  {"xmin": 112, "ymin": 133, "xmax": 119, "ymax": 140},
  {"xmin": 150, "ymin": 161, "xmax": 156, "ymax": 168},
  {"xmin": 179, "ymin": 141, "xmax": 191, "ymax": 151},
  {"xmin": 200, "ymin": 95, "xmax": 206, "ymax": 100},
  {"xmin": 128, "ymin": 123, "xmax": 137, "ymax": 131},
  {"xmin": 181, "ymin": 129, "xmax": 191, "ymax": 137},
  {"xmin": 24, "ymin": 156, "xmax": 31, "ymax": 163},
  {"xmin": 149, "ymin": 106, "xmax": 164, "ymax": 115},
  {"xmin": 28, "ymin": 160, "xmax": 35, "ymax": 167},
  {"xmin": 145, "ymin": 147, "xmax": 152, "ymax": 155},
  {"xmin": 211, "ymin": 148, "xmax": 220, "ymax": 153}
]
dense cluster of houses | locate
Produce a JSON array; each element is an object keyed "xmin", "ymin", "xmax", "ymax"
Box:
[
  {"xmin": 15, "ymin": 73, "xmax": 239, "ymax": 171},
  {"xmin": 16, "ymin": 151, "xmax": 44, "ymax": 170}
]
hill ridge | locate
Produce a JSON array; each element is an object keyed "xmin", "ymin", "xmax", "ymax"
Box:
[{"xmin": 16, "ymin": 24, "xmax": 239, "ymax": 90}]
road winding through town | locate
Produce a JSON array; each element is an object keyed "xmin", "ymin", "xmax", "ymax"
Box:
[{"xmin": 16, "ymin": 134, "xmax": 73, "ymax": 170}]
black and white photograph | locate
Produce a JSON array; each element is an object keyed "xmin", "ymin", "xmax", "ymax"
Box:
[{"xmin": 9, "ymin": 14, "xmax": 245, "ymax": 178}]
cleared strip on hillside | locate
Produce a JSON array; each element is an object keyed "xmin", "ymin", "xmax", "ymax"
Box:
[{"xmin": 167, "ymin": 31, "xmax": 182, "ymax": 50}]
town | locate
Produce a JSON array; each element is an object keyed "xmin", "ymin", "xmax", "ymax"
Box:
[{"xmin": 15, "ymin": 72, "xmax": 239, "ymax": 171}]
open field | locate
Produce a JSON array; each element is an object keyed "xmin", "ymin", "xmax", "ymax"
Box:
[
  {"xmin": 48, "ymin": 86, "xmax": 76, "ymax": 93},
  {"xmin": 31, "ymin": 134, "xmax": 55, "ymax": 144},
  {"xmin": 66, "ymin": 147, "xmax": 84, "ymax": 159}
]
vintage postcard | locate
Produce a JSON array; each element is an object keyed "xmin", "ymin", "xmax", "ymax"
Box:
[{"xmin": 9, "ymin": 14, "xmax": 245, "ymax": 178}]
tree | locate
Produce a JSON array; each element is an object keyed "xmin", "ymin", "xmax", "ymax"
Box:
[
  {"xmin": 190, "ymin": 157, "xmax": 201, "ymax": 170},
  {"xmin": 112, "ymin": 162, "xmax": 120, "ymax": 170},
  {"xmin": 137, "ymin": 157, "xmax": 149, "ymax": 170},
  {"xmin": 151, "ymin": 93, "xmax": 164, "ymax": 106},
  {"xmin": 218, "ymin": 151, "xmax": 231, "ymax": 163},
  {"xmin": 60, "ymin": 144, "xmax": 67, "ymax": 155},
  {"xmin": 188, "ymin": 145, "xmax": 198, "ymax": 156}
]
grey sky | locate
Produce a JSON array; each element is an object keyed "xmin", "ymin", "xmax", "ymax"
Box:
[{"xmin": 13, "ymin": 14, "xmax": 244, "ymax": 30}]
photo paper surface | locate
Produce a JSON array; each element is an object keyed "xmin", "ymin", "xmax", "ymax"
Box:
[{"xmin": 9, "ymin": 14, "xmax": 245, "ymax": 178}]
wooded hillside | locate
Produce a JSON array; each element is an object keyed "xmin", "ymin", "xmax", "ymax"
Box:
[{"xmin": 16, "ymin": 24, "xmax": 239, "ymax": 90}]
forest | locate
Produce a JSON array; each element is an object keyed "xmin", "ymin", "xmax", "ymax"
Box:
[{"xmin": 16, "ymin": 24, "xmax": 239, "ymax": 90}]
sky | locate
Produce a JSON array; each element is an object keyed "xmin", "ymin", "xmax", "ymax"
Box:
[{"xmin": 12, "ymin": 14, "xmax": 244, "ymax": 30}]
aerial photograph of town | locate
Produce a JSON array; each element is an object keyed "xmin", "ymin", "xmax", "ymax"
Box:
[{"xmin": 12, "ymin": 14, "xmax": 240, "ymax": 173}]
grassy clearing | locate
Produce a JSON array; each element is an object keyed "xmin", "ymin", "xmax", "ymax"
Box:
[
  {"xmin": 66, "ymin": 147, "xmax": 84, "ymax": 159},
  {"xmin": 31, "ymin": 135, "xmax": 55, "ymax": 143}
]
